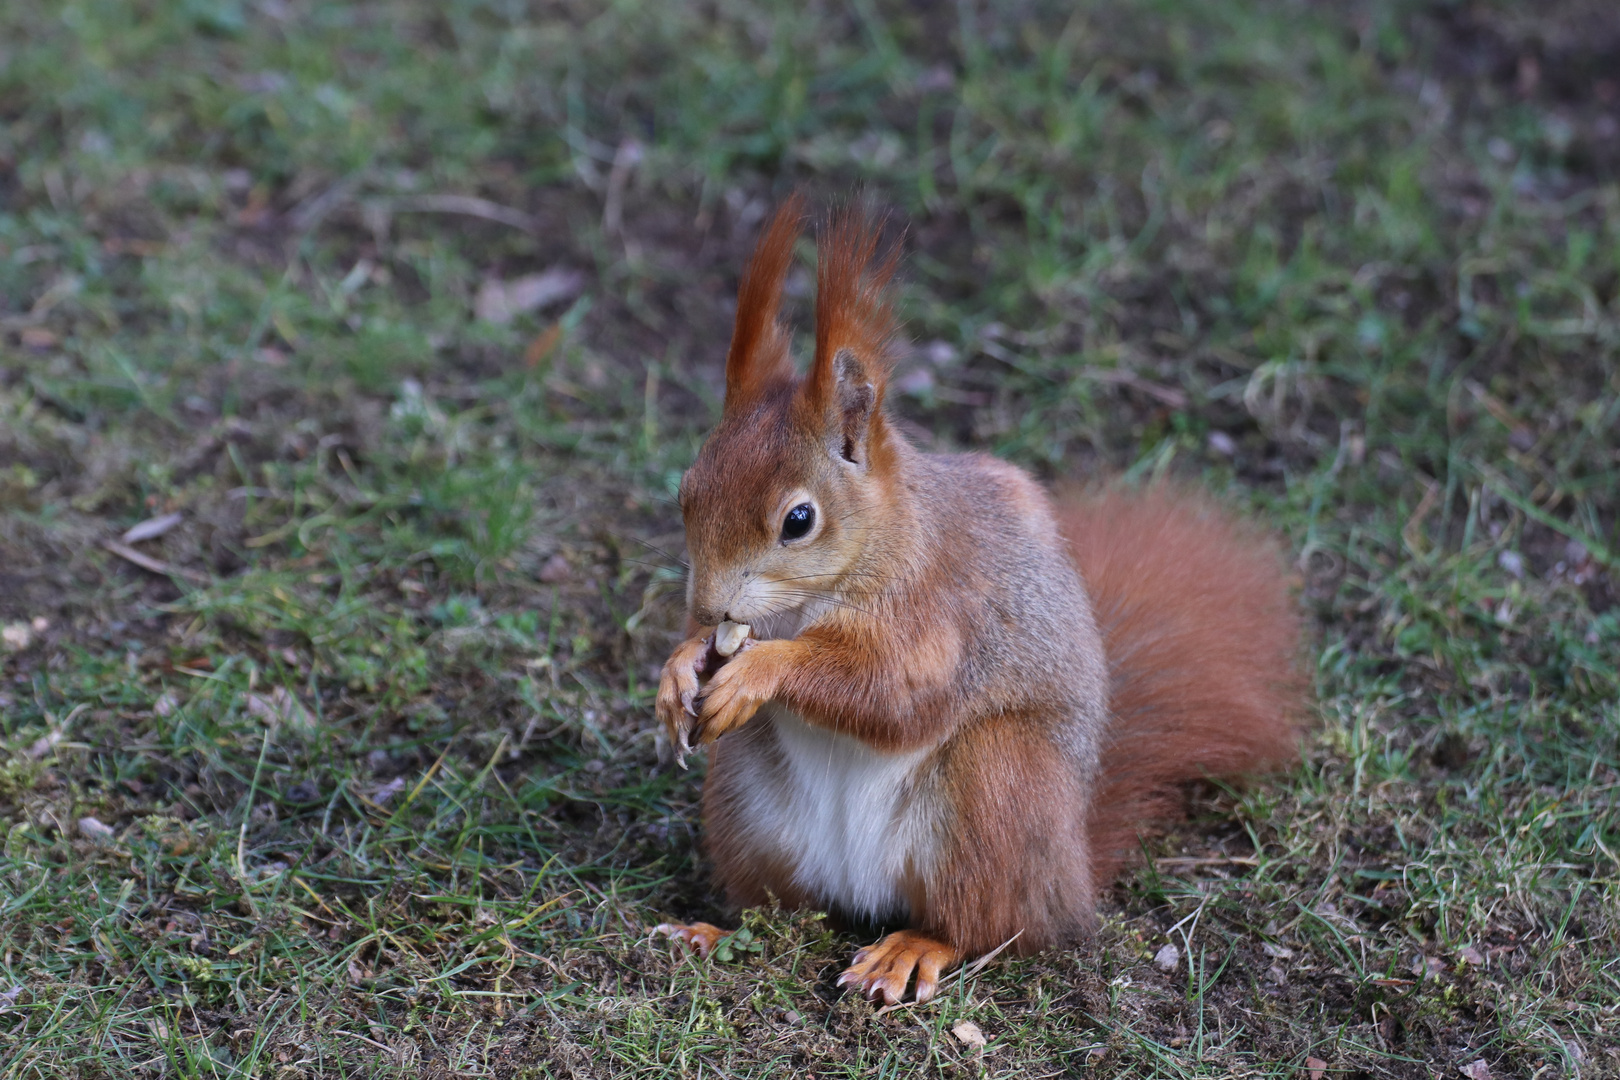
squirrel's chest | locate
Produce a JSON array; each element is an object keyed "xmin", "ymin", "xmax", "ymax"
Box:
[{"xmin": 730, "ymin": 708, "xmax": 941, "ymax": 920}]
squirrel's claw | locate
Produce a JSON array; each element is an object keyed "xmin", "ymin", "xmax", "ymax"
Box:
[
  {"xmin": 837, "ymin": 930, "xmax": 960, "ymax": 1005},
  {"xmin": 656, "ymin": 634, "xmax": 712, "ymax": 768},
  {"xmin": 653, "ymin": 921, "xmax": 728, "ymax": 959}
]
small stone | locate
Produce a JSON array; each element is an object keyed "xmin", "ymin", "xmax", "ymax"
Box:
[
  {"xmin": 78, "ymin": 817, "xmax": 116, "ymax": 841},
  {"xmin": 1305, "ymin": 1056, "xmax": 1328, "ymax": 1080},
  {"xmin": 1154, "ymin": 943, "xmax": 1180, "ymax": 972},
  {"xmin": 1456, "ymin": 945, "xmax": 1485, "ymax": 966},
  {"xmin": 538, "ymin": 553, "xmax": 571, "ymax": 583},
  {"xmin": 1459, "ymin": 1060, "xmax": 1490, "ymax": 1080}
]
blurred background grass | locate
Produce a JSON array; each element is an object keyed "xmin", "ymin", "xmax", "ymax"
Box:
[{"xmin": 0, "ymin": 1, "xmax": 1616, "ymax": 1076}]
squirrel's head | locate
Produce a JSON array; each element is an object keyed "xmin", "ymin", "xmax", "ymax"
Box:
[{"xmin": 679, "ymin": 197, "xmax": 902, "ymax": 628}]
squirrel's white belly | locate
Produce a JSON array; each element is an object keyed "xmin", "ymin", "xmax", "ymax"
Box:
[{"xmin": 736, "ymin": 707, "xmax": 940, "ymax": 921}]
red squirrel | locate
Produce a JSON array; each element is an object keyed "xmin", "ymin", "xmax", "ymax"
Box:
[{"xmin": 654, "ymin": 196, "xmax": 1305, "ymax": 1005}]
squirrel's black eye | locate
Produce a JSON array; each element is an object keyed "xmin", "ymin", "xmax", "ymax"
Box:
[{"xmin": 781, "ymin": 502, "xmax": 815, "ymax": 541}]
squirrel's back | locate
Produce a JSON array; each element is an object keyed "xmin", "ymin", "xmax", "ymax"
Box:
[{"xmin": 1058, "ymin": 488, "xmax": 1306, "ymax": 885}]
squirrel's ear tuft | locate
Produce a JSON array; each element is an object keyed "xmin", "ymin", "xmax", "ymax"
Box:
[
  {"xmin": 723, "ymin": 195, "xmax": 804, "ymax": 415},
  {"xmin": 803, "ymin": 205, "xmax": 899, "ymax": 465}
]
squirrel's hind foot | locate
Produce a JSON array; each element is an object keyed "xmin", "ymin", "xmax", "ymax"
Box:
[{"xmin": 837, "ymin": 930, "xmax": 961, "ymax": 1005}]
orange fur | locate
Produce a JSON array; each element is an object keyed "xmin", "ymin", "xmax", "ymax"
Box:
[
  {"xmin": 806, "ymin": 205, "xmax": 900, "ymax": 407},
  {"xmin": 723, "ymin": 194, "xmax": 804, "ymax": 416},
  {"xmin": 1058, "ymin": 490, "xmax": 1307, "ymax": 884},
  {"xmin": 919, "ymin": 708, "xmax": 1095, "ymax": 956}
]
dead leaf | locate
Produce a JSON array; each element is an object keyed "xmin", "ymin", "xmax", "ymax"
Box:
[
  {"xmin": 102, "ymin": 539, "xmax": 207, "ymax": 583},
  {"xmin": 25, "ymin": 730, "xmax": 62, "ymax": 760},
  {"xmin": 951, "ymin": 1020, "xmax": 987, "ymax": 1049},
  {"xmin": 1305, "ymin": 1056, "xmax": 1328, "ymax": 1080},
  {"xmin": 102, "ymin": 237, "xmax": 164, "ymax": 257},
  {"xmin": 538, "ymin": 553, "xmax": 571, "ymax": 583},
  {"xmin": 474, "ymin": 268, "xmax": 583, "ymax": 324},
  {"xmin": 245, "ymin": 687, "xmax": 317, "ymax": 735},
  {"xmin": 78, "ymin": 817, "xmax": 116, "ymax": 842},
  {"xmin": 1456, "ymin": 945, "xmax": 1485, "ymax": 966},
  {"xmin": 1459, "ymin": 1060, "xmax": 1490, "ymax": 1080},
  {"xmin": 524, "ymin": 323, "xmax": 563, "ymax": 368},
  {"xmin": 370, "ymin": 777, "xmax": 406, "ymax": 804},
  {"xmin": 893, "ymin": 367, "xmax": 934, "ymax": 396},
  {"xmin": 20, "ymin": 327, "xmax": 57, "ymax": 350},
  {"xmin": 121, "ymin": 511, "xmax": 184, "ymax": 544}
]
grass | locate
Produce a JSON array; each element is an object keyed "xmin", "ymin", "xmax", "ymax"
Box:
[{"xmin": 0, "ymin": 0, "xmax": 1616, "ymax": 1075}]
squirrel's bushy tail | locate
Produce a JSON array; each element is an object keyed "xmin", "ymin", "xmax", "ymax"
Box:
[{"xmin": 1057, "ymin": 489, "xmax": 1307, "ymax": 886}]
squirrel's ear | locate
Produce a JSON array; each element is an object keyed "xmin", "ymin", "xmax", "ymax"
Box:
[
  {"xmin": 723, "ymin": 195, "xmax": 804, "ymax": 416},
  {"xmin": 828, "ymin": 348, "xmax": 877, "ymax": 467},
  {"xmin": 802, "ymin": 205, "xmax": 899, "ymax": 468}
]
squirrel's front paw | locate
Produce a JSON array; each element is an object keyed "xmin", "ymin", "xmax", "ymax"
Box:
[
  {"xmin": 656, "ymin": 634, "xmax": 712, "ymax": 767},
  {"xmin": 694, "ymin": 639, "xmax": 784, "ymax": 744}
]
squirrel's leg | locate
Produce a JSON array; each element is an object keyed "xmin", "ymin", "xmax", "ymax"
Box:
[
  {"xmin": 652, "ymin": 921, "xmax": 728, "ymax": 958},
  {"xmin": 838, "ymin": 930, "xmax": 961, "ymax": 1005}
]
